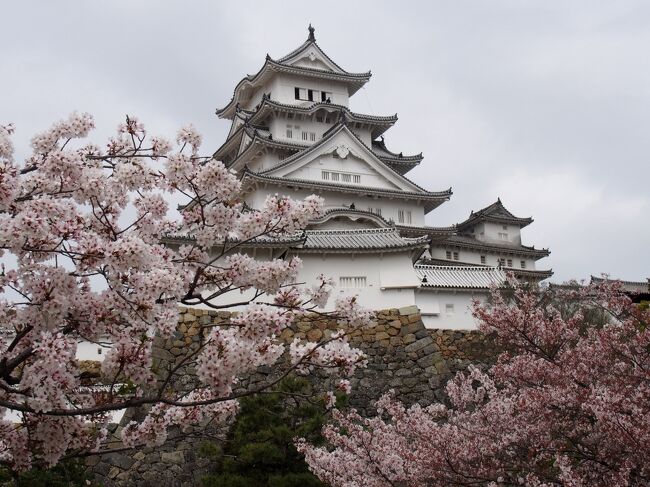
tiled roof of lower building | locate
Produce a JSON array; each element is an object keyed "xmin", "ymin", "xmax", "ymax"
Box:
[
  {"xmin": 415, "ymin": 264, "xmax": 506, "ymax": 289},
  {"xmin": 590, "ymin": 276, "xmax": 650, "ymax": 294},
  {"xmin": 301, "ymin": 228, "xmax": 429, "ymax": 251}
]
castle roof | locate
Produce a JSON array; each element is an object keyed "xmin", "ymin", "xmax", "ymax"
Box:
[
  {"xmin": 257, "ymin": 123, "xmax": 441, "ymax": 195},
  {"xmin": 163, "ymin": 227, "xmax": 428, "ymax": 256},
  {"xmin": 245, "ymin": 97, "xmax": 397, "ymax": 139},
  {"xmin": 590, "ymin": 276, "xmax": 650, "ymax": 294},
  {"xmin": 415, "ymin": 264, "xmax": 506, "ymax": 290},
  {"xmin": 241, "ymin": 168, "xmax": 451, "ymax": 214},
  {"xmin": 214, "ymin": 124, "xmax": 421, "ymax": 176},
  {"xmin": 371, "ymin": 138, "xmax": 423, "ymax": 174},
  {"xmin": 458, "ymin": 199, "xmax": 533, "ymax": 230},
  {"xmin": 443, "ymin": 234, "xmax": 550, "ymax": 259},
  {"xmin": 300, "ymin": 227, "xmax": 429, "ymax": 253},
  {"xmin": 216, "ymin": 27, "xmax": 371, "ymax": 119}
]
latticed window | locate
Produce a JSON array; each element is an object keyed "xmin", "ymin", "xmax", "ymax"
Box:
[
  {"xmin": 310, "ymin": 132, "xmax": 316, "ymax": 141},
  {"xmin": 286, "ymin": 129, "xmax": 293, "ymax": 139},
  {"xmin": 340, "ymin": 276, "xmax": 367, "ymax": 288},
  {"xmin": 480, "ymin": 255, "xmax": 486, "ymax": 264},
  {"xmin": 321, "ymin": 171, "xmax": 330, "ymax": 181},
  {"xmin": 521, "ymin": 260, "xmax": 526, "ymax": 269},
  {"xmin": 353, "ymin": 174, "xmax": 361, "ymax": 183},
  {"xmin": 341, "ymin": 173, "xmax": 351, "ymax": 182},
  {"xmin": 398, "ymin": 209, "xmax": 405, "ymax": 223}
]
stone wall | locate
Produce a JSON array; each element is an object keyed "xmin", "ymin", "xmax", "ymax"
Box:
[{"xmin": 88, "ymin": 306, "xmax": 495, "ymax": 486}]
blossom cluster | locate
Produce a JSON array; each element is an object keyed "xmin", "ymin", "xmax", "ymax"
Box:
[
  {"xmin": 0, "ymin": 114, "xmax": 373, "ymax": 471},
  {"xmin": 300, "ymin": 282, "xmax": 650, "ymax": 486}
]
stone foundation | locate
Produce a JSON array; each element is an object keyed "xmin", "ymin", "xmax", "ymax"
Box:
[{"xmin": 88, "ymin": 306, "xmax": 495, "ymax": 486}]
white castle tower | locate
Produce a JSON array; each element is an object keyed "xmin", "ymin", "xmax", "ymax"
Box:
[{"xmin": 210, "ymin": 26, "xmax": 552, "ymax": 329}]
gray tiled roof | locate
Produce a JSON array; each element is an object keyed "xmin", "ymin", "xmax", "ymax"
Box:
[
  {"xmin": 241, "ymin": 170, "xmax": 451, "ymax": 213},
  {"xmin": 415, "ymin": 265, "xmax": 506, "ymax": 289},
  {"xmin": 443, "ymin": 235, "xmax": 550, "ymax": 258},
  {"xmin": 302, "ymin": 228, "xmax": 429, "ymax": 251},
  {"xmin": 216, "ymin": 58, "xmax": 371, "ymax": 118},
  {"xmin": 458, "ymin": 199, "xmax": 533, "ymax": 230},
  {"xmin": 590, "ymin": 276, "xmax": 650, "ymax": 293}
]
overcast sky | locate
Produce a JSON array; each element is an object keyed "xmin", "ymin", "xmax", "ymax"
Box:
[{"xmin": 2, "ymin": 1, "xmax": 649, "ymax": 282}]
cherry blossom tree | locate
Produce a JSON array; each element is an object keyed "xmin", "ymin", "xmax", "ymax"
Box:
[
  {"xmin": 299, "ymin": 281, "xmax": 650, "ymax": 486},
  {"xmin": 0, "ymin": 114, "xmax": 373, "ymax": 472}
]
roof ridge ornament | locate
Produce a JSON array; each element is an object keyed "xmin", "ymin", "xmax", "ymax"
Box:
[{"xmin": 308, "ymin": 24, "xmax": 316, "ymax": 42}]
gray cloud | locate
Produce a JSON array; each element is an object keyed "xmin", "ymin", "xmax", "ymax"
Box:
[{"xmin": 2, "ymin": 0, "xmax": 649, "ymax": 282}]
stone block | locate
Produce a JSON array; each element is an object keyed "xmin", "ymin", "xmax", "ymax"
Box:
[
  {"xmin": 405, "ymin": 336, "xmax": 433, "ymax": 354},
  {"xmin": 307, "ymin": 329, "xmax": 323, "ymax": 341},
  {"xmin": 398, "ymin": 305, "xmax": 419, "ymax": 316},
  {"xmin": 108, "ymin": 466, "xmax": 121, "ymax": 479},
  {"xmin": 161, "ymin": 451, "xmax": 185, "ymax": 464},
  {"xmin": 403, "ymin": 334, "xmax": 416, "ymax": 344},
  {"xmin": 375, "ymin": 331, "xmax": 390, "ymax": 340}
]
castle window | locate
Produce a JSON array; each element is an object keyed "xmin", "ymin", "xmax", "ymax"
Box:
[
  {"xmin": 325, "ymin": 117, "xmax": 331, "ymax": 124},
  {"xmin": 341, "ymin": 173, "xmax": 351, "ymax": 182},
  {"xmin": 502, "ymin": 225, "xmax": 508, "ymax": 230},
  {"xmin": 498, "ymin": 232, "xmax": 508, "ymax": 240},
  {"xmin": 287, "ymin": 113, "xmax": 294, "ymax": 119},
  {"xmin": 446, "ymin": 251, "xmax": 452, "ymax": 259},
  {"xmin": 295, "ymin": 87, "xmax": 308, "ymax": 100},
  {"xmin": 406, "ymin": 211, "xmax": 412, "ymax": 224},
  {"xmin": 398, "ymin": 209, "xmax": 405, "ymax": 223},
  {"xmin": 321, "ymin": 91, "xmax": 332, "ymax": 102},
  {"xmin": 498, "ymin": 258, "xmax": 506, "ymax": 266},
  {"xmin": 507, "ymin": 259, "xmax": 513, "ymax": 267},
  {"xmin": 445, "ymin": 304, "xmax": 454, "ymax": 315},
  {"xmin": 310, "ymin": 132, "xmax": 316, "ymax": 141},
  {"xmin": 321, "ymin": 171, "xmax": 330, "ymax": 181},
  {"xmin": 453, "ymin": 251, "xmax": 459, "ymax": 260},
  {"xmin": 340, "ymin": 276, "xmax": 367, "ymax": 289},
  {"xmin": 286, "ymin": 129, "xmax": 293, "ymax": 139},
  {"xmin": 480, "ymin": 255, "xmax": 486, "ymax": 264},
  {"xmin": 316, "ymin": 116, "xmax": 323, "ymax": 123},
  {"xmin": 308, "ymin": 89, "xmax": 315, "ymax": 101},
  {"xmin": 353, "ymin": 174, "xmax": 361, "ymax": 183},
  {"xmin": 331, "ymin": 173, "xmax": 339, "ymax": 182},
  {"xmin": 302, "ymin": 131, "xmax": 308, "ymax": 141},
  {"xmin": 521, "ymin": 260, "xmax": 526, "ymax": 269}
]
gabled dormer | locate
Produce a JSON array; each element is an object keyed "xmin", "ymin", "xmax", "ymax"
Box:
[{"xmin": 457, "ymin": 199, "xmax": 533, "ymax": 246}]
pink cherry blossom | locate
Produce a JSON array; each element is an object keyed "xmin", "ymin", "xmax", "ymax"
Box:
[
  {"xmin": 0, "ymin": 114, "xmax": 372, "ymax": 472},
  {"xmin": 300, "ymin": 281, "xmax": 650, "ymax": 487}
]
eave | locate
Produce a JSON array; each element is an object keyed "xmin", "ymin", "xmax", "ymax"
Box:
[
  {"xmin": 241, "ymin": 170, "xmax": 452, "ymax": 214},
  {"xmin": 216, "ymin": 57, "xmax": 371, "ymax": 120},
  {"xmin": 440, "ymin": 235, "xmax": 551, "ymax": 259}
]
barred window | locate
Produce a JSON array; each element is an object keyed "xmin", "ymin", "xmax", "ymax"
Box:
[{"xmin": 340, "ymin": 276, "xmax": 367, "ymax": 288}]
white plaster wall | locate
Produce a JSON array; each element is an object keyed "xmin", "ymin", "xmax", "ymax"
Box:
[
  {"xmin": 268, "ymin": 112, "xmax": 372, "ymax": 147},
  {"xmin": 473, "ymin": 222, "xmax": 522, "ymax": 246},
  {"xmin": 415, "ymin": 291, "xmax": 488, "ymax": 330},
  {"xmin": 286, "ymin": 154, "xmax": 400, "ymax": 191},
  {"xmin": 295, "ymin": 252, "xmax": 419, "ymax": 310},
  {"xmin": 244, "ymin": 186, "xmax": 426, "ymax": 227},
  {"xmin": 270, "ymin": 73, "xmax": 350, "ymax": 106},
  {"xmin": 429, "ymin": 246, "xmax": 537, "ymax": 270}
]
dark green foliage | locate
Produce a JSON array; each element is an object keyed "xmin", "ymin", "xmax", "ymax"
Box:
[
  {"xmin": 200, "ymin": 376, "xmax": 345, "ymax": 487},
  {"xmin": 0, "ymin": 459, "xmax": 89, "ymax": 487}
]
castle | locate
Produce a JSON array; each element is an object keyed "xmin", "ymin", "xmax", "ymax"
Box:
[{"xmin": 208, "ymin": 26, "xmax": 552, "ymax": 329}]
